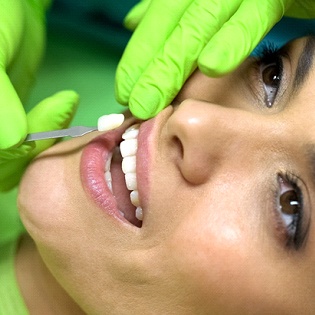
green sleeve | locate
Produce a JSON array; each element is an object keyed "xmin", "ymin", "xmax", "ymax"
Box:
[
  {"xmin": 0, "ymin": 189, "xmax": 28, "ymax": 313},
  {"xmin": 0, "ymin": 236, "xmax": 29, "ymax": 314},
  {"xmin": 0, "ymin": 189, "xmax": 26, "ymax": 247}
]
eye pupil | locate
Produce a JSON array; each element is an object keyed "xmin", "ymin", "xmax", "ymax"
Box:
[
  {"xmin": 280, "ymin": 190, "xmax": 299, "ymax": 215},
  {"xmin": 262, "ymin": 63, "xmax": 281, "ymax": 88}
]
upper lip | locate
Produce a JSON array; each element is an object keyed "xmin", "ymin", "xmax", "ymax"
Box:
[{"xmin": 136, "ymin": 106, "xmax": 175, "ymax": 210}]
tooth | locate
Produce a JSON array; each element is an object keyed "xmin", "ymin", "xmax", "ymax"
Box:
[
  {"xmin": 105, "ymin": 153, "xmax": 113, "ymax": 172},
  {"xmin": 120, "ymin": 139, "xmax": 138, "ymax": 157},
  {"xmin": 118, "ymin": 210, "xmax": 125, "ymax": 217},
  {"xmin": 125, "ymin": 173, "xmax": 137, "ymax": 190},
  {"xmin": 105, "ymin": 171, "xmax": 112, "ymax": 182},
  {"xmin": 130, "ymin": 190, "xmax": 139, "ymax": 207},
  {"xmin": 122, "ymin": 156, "xmax": 136, "ymax": 174},
  {"xmin": 135, "ymin": 207, "xmax": 143, "ymax": 221},
  {"xmin": 122, "ymin": 124, "xmax": 140, "ymax": 139},
  {"xmin": 107, "ymin": 181, "xmax": 113, "ymax": 193}
]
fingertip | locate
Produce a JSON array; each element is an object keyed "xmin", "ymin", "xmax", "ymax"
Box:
[
  {"xmin": 114, "ymin": 85, "xmax": 129, "ymax": 106},
  {"xmin": 115, "ymin": 69, "xmax": 132, "ymax": 106},
  {"xmin": 27, "ymin": 90, "xmax": 81, "ymax": 135},
  {"xmin": 198, "ymin": 44, "xmax": 239, "ymax": 77},
  {"xmin": 129, "ymin": 100, "xmax": 152, "ymax": 120},
  {"xmin": 0, "ymin": 142, "xmax": 35, "ymax": 160},
  {"xmin": 129, "ymin": 96, "xmax": 161, "ymax": 120},
  {"xmin": 0, "ymin": 121, "xmax": 27, "ymax": 150}
]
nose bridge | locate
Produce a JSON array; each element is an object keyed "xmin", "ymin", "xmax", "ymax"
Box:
[{"xmin": 167, "ymin": 101, "xmax": 269, "ymax": 184}]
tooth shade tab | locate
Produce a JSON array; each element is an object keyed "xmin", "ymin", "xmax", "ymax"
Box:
[{"xmin": 98, "ymin": 113, "xmax": 125, "ymax": 131}]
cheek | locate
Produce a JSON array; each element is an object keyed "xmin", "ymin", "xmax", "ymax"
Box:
[
  {"xmin": 18, "ymin": 144, "xmax": 82, "ymax": 247},
  {"xmin": 160, "ymin": 187, "xmax": 278, "ymax": 313}
]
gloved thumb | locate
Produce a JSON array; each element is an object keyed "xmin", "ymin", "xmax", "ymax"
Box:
[
  {"xmin": 26, "ymin": 90, "xmax": 79, "ymax": 157},
  {"xmin": 124, "ymin": 0, "xmax": 152, "ymax": 31},
  {"xmin": 0, "ymin": 70, "xmax": 27, "ymax": 150},
  {"xmin": 0, "ymin": 90, "xmax": 79, "ymax": 191}
]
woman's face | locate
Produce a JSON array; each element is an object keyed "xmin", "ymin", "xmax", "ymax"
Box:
[{"xmin": 19, "ymin": 37, "xmax": 315, "ymax": 314}]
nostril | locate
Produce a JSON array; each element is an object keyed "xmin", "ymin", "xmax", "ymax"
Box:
[
  {"xmin": 173, "ymin": 136, "xmax": 184, "ymax": 160},
  {"xmin": 169, "ymin": 135, "xmax": 185, "ymax": 166},
  {"xmin": 173, "ymin": 134, "xmax": 213, "ymax": 185}
]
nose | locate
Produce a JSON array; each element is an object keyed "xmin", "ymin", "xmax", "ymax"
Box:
[{"xmin": 167, "ymin": 100, "xmax": 270, "ymax": 184}]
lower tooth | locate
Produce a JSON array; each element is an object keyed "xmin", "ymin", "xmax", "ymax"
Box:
[
  {"xmin": 107, "ymin": 181, "xmax": 113, "ymax": 193},
  {"xmin": 135, "ymin": 207, "xmax": 143, "ymax": 221},
  {"xmin": 130, "ymin": 190, "xmax": 139, "ymax": 207}
]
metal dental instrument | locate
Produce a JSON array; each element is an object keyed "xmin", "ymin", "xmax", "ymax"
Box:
[
  {"xmin": 24, "ymin": 113, "xmax": 125, "ymax": 142},
  {"xmin": 24, "ymin": 126, "xmax": 98, "ymax": 142}
]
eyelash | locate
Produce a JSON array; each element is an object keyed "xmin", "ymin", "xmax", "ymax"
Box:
[
  {"xmin": 253, "ymin": 42, "xmax": 286, "ymax": 107},
  {"xmin": 272, "ymin": 172, "xmax": 305, "ymax": 250},
  {"xmin": 255, "ymin": 42, "xmax": 281, "ymax": 63}
]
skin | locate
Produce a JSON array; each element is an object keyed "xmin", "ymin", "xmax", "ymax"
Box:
[{"xmin": 17, "ymin": 37, "xmax": 315, "ymax": 314}]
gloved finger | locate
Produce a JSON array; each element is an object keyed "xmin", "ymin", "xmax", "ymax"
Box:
[
  {"xmin": 0, "ymin": 0, "xmax": 49, "ymax": 150},
  {"xmin": 116, "ymin": 0, "xmax": 193, "ymax": 105},
  {"xmin": 0, "ymin": 142, "xmax": 35, "ymax": 161},
  {"xmin": 26, "ymin": 90, "xmax": 79, "ymax": 157},
  {"xmin": 285, "ymin": 1, "xmax": 315, "ymax": 18},
  {"xmin": 7, "ymin": 6, "xmax": 45, "ymax": 103},
  {"xmin": 0, "ymin": 90, "xmax": 79, "ymax": 191},
  {"xmin": 25, "ymin": 0, "xmax": 52, "ymax": 16},
  {"xmin": 127, "ymin": 0, "xmax": 242, "ymax": 119},
  {"xmin": 0, "ymin": 70, "xmax": 27, "ymax": 150},
  {"xmin": 0, "ymin": 158, "xmax": 29, "ymax": 191},
  {"xmin": 124, "ymin": 0, "xmax": 152, "ymax": 31},
  {"xmin": 198, "ymin": 0, "xmax": 293, "ymax": 76}
]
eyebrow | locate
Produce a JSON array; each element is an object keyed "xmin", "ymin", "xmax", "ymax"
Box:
[
  {"xmin": 290, "ymin": 37, "xmax": 315, "ymax": 250},
  {"xmin": 293, "ymin": 35, "xmax": 315, "ymax": 92}
]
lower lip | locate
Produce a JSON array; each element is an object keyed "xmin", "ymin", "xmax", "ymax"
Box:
[{"xmin": 80, "ymin": 127, "xmax": 128, "ymax": 225}]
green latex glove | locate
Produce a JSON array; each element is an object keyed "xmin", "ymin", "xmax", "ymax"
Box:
[
  {"xmin": 116, "ymin": 0, "xmax": 315, "ymax": 120},
  {"xmin": 0, "ymin": 91, "xmax": 79, "ymax": 192},
  {"xmin": 0, "ymin": 0, "xmax": 51, "ymax": 150}
]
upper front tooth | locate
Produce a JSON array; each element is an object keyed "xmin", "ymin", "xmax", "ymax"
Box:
[
  {"xmin": 120, "ymin": 139, "xmax": 138, "ymax": 157},
  {"xmin": 130, "ymin": 190, "xmax": 140, "ymax": 207},
  {"xmin": 122, "ymin": 125, "xmax": 140, "ymax": 140},
  {"xmin": 125, "ymin": 173, "xmax": 137, "ymax": 190},
  {"xmin": 122, "ymin": 156, "xmax": 136, "ymax": 174}
]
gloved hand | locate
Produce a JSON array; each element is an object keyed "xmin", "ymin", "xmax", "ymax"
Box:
[
  {"xmin": 0, "ymin": 91, "xmax": 79, "ymax": 192},
  {"xmin": 0, "ymin": 0, "xmax": 51, "ymax": 150},
  {"xmin": 116, "ymin": 0, "xmax": 315, "ymax": 120}
]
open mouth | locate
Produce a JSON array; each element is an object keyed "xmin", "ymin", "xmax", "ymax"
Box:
[
  {"xmin": 81, "ymin": 120, "xmax": 145, "ymax": 229},
  {"xmin": 104, "ymin": 123, "xmax": 143, "ymax": 228}
]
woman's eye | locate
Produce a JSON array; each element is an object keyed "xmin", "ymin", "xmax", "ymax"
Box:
[
  {"xmin": 277, "ymin": 175, "xmax": 303, "ymax": 249},
  {"xmin": 260, "ymin": 59, "xmax": 283, "ymax": 108},
  {"xmin": 253, "ymin": 43, "xmax": 285, "ymax": 108}
]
